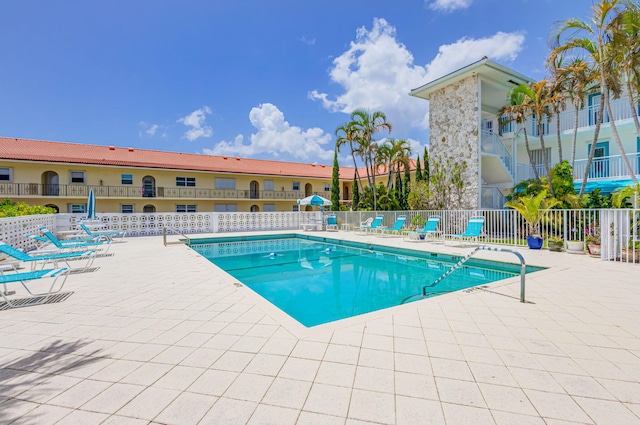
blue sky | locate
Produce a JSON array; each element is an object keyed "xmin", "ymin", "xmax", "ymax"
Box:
[{"xmin": 0, "ymin": 0, "xmax": 589, "ymax": 166}]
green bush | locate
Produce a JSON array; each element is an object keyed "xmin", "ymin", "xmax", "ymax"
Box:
[{"xmin": 0, "ymin": 198, "xmax": 56, "ymax": 218}]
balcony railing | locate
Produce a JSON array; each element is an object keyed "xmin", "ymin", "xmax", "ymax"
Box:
[
  {"xmin": 500, "ymin": 96, "xmax": 640, "ymax": 137},
  {"xmin": 573, "ymin": 152, "xmax": 640, "ymax": 181},
  {"xmin": 0, "ymin": 183, "xmax": 331, "ymax": 201},
  {"xmin": 481, "ymin": 130, "xmax": 513, "ymax": 177}
]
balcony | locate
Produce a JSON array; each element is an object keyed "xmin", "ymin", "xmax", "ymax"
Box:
[
  {"xmin": 573, "ymin": 152, "xmax": 640, "ymax": 181},
  {"xmin": 0, "ymin": 183, "xmax": 330, "ymax": 201}
]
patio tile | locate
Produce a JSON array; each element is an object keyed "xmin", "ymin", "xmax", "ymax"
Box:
[
  {"xmin": 0, "ymin": 399, "xmax": 40, "ymax": 423},
  {"xmin": 116, "ymin": 387, "xmax": 180, "ymax": 420},
  {"xmin": 48, "ymin": 379, "xmax": 112, "ymax": 409},
  {"xmin": 179, "ymin": 347, "xmax": 225, "ymax": 368},
  {"xmin": 278, "ymin": 357, "xmax": 320, "ymax": 381},
  {"xmin": 508, "ymin": 366, "xmax": 565, "ymax": 393},
  {"xmin": 441, "ymin": 403, "xmax": 496, "ymax": 425},
  {"xmin": 291, "ymin": 340, "xmax": 328, "ymax": 360},
  {"xmin": 154, "ymin": 391, "xmax": 217, "ymax": 425},
  {"xmin": 330, "ymin": 330, "xmax": 363, "ymax": 347},
  {"xmin": 395, "ymin": 395, "xmax": 445, "ymax": 425},
  {"xmin": 259, "ymin": 337, "xmax": 297, "ymax": 356},
  {"xmin": 247, "ymin": 404, "xmax": 299, "ymax": 425},
  {"xmin": 119, "ymin": 362, "xmax": 173, "ymax": 386},
  {"xmin": 90, "ymin": 359, "xmax": 143, "ymax": 383},
  {"xmin": 243, "ymin": 353, "xmax": 287, "ymax": 376},
  {"xmin": 597, "ymin": 378, "xmax": 640, "ymax": 403},
  {"xmin": 56, "ymin": 409, "xmax": 110, "ymax": 425},
  {"xmin": 223, "ymin": 373, "xmax": 274, "ymax": 402},
  {"xmin": 296, "ymin": 411, "xmax": 346, "ymax": 425},
  {"xmin": 11, "ymin": 403, "xmax": 73, "ymax": 425},
  {"xmin": 478, "ymin": 382, "xmax": 537, "ymax": 416},
  {"xmin": 13, "ymin": 373, "xmax": 81, "ymax": 404},
  {"xmin": 524, "ymin": 389, "xmax": 592, "ymax": 423},
  {"xmin": 361, "ymin": 334, "xmax": 394, "ymax": 351},
  {"xmin": 394, "ymin": 352, "xmax": 432, "ymax": 375},
  {"xmin": 199, "ymin": 397, "xmax": 257, "ymax": 425},
  {"xmin": 314, "ymin": 362, "xmax": 356, "ymax": 387},
  {"xmin": 353, "ymin": 366, "xmax": 394, "ymax": 393},
  {"xmin": 394, "ymin": 337, "xmax": 428, "ymax": 356},
  {"xmin": 430, "ymin": 357, "xmax": 474, "ymax": 380},
  {"xmin": 73, "ymin": 382, "xmax": 139, "ymax": 415},
  {"xmin": 348, "ymin": 388, "xmax": 395, "ymax": 425},
  {"xmin": 358, "ymin": 348, "xmax": 394, "ymax": 370},
  {"xmin": 120, "ymin": 343, "xmax": 167, "ymax": 362},
  {"xmin": 467, "ymin": 362, "xmax": 518, "ymax": 387},
  {"xmin": 491, "ymin": 411, "xmax": 546, "ymax": 425},
  {"xmin": 150, "ymin": 345, "xmax": 195, "ymax": 364},
  {"xmin": 303, "ymin": 383, "xmax": 351, "ymax": 417},
  {"xmin": 188, "ymin": 369, "xmax": 238, "ymax": 396},
  {"xmin": 210, "ymin": 351, "xmax": 254, "ymax": 372},
  {"xmin": 154, "ymin": 365, "xmax": 204, "ymax": 391},
  {"xmin": 323, "ymin": 344, "xmax": 360, "ymax": 364},
  {"xmin": 574, "ymin": 396, "xmax": 640, "ymax": 425},
  {"xmin": 261, "ymin": 377, "xmax": 312, "ymax": 409},
  {"xmin": 230, "ymin": 336, "xmax": 268, "ymax": 353},
  {"xmin": 551, "ymin": 372, "xmax": 616, "ymax": 399},
  {"xmin": 424, "ymin": 341, "xmax": 465, "ymax": 361},
  {"xmin": 435, "ymin": 377, "xmax": 486, "ymax": 408}
]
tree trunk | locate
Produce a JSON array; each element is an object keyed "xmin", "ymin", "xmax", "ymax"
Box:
[
  {"xmin": 538, "ymin": 122, "xmax": 555, "ymax": 197},
  {"xmin": 579, "ymin": 92, "xmax": 605, "ymax": 197},
  {"xmin": 606, "ymin": 89, "xmax": 638, "ymax": 185},
  {"xmin": 556, "ymin": 108, "xmax": 563, "ymax": 163},
  {"xmin": 523, "ymin": 126, "xmax": 539, "ymax": 180},
  {"xmin": 571, "ymin": 100, "xmax": 579, "ymax": 169},
  {"xmin": 626, "ymin": 81, "xmax": 640, "ymax": 137}
]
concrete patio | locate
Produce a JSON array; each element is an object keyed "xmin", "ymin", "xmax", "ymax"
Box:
[{"xmin": 0, "ymin": 231, "xmax": 639, "ymax": 424}]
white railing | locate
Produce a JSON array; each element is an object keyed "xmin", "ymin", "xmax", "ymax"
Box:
[
  {"xmin": 2, "ymin": 209, "xmax": 639, "ymax": 264},
  {"xmin": 515, "ymin": 163, "xmax": 546, "ymax": 183},
  {"xmin": 480, "ymin": 187, "xmax": 507, "ymax": 209},
  {"xmin": 573, "ymin": 152, "xmax": 640, "ymax": 181},
  {"xmin": 480, "ymin": 130, "xmax": 513, "ymax": 177}
]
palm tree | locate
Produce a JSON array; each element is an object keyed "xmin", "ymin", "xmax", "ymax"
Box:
[
  {"xmin": 547, "ymin": 58, "xmax": 568, "ymax": 163},
  {"xmin": 550, "ymin": 0, "xmax": 638, "ymax": 191},
  {"xmin": 335, "ymin": 123, "xmax": 364, "ymax": 195},
  {"xmin": 498, "ymin": 84, "xmax": 539, "ymax": 181},
  {"xmin": 614, "ymin": 2, "xmax": 640, "ymax": 137},
  {"xmin": 376, "ymin": 138, "xmax": 411, "ymax": 190},
  {"xmin": 349, "ymin": 109, "xmax": 392, "ymax": 210}
]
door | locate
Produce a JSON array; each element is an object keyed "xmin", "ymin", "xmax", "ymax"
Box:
[
  {"xmin": 142, "ymin": 176, "xmax": 156, "ymax": 197},
  {"xmin": 250, "ymin": 181, "xmax": 259, "ymax": 199},
  {"xmin": 588, "ymin": 142, "xmax": 609, "ymax": 178}
]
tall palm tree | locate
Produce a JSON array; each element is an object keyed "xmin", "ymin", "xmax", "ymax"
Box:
[
  {"xmin": 550, "ymin": 0, "xmax": 638, "ymax": 190},
  {"xmin": 376, "ymin": 138, "xmax": 411, "ymax": 189},
  {"xmin": 335, "ymin": 123, "xmax": 364, "ymax": 194},
  {"xmin": 498, "ymin": 85, "xmax": 539, "ymax": 181},
  {"xmin": 614, "ymin": 2, "xmax": 640, "ymax": 137},
  {"xmin": 349, "ymin": 109, "xmax": 392, "ymax": 210},
  {"xmin": 547, "ymin": 58, "xmax": 568, "ymax": 163}
]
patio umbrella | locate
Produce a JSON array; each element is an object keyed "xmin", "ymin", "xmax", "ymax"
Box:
[
  {"xmin": 86, "ymin": 188, "xmax": 97, "ymax": 220},
  {"xmin": 297, "ymin": 195, "xmax": 332, "ymax": 208}
]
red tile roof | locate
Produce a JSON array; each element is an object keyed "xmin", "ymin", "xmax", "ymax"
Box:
[{"xmin": 0, "ymin": 137, "xmax": 359, "ymax": 179}]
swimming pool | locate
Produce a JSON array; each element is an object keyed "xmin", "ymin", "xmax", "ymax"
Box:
[{"xmin": 190, "ymin": 235, "xmax": 542, "ymax": 327}]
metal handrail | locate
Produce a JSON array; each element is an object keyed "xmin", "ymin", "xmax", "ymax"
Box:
[
  {"xmin": 402, "ymin": 246, "xmax": 527, "ymax": 304},
  {"xmin": 163, "ymin": 227, "xmax": 191, "ymax": 246}
]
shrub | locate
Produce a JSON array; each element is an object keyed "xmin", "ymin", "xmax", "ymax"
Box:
[{"xmin": 0, "ymin": 198, "xmax": 56, "ymax": 218}]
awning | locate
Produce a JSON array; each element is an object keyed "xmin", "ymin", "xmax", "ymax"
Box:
[{"xmin": 573, "ymin": 179, "xmax": 636, "ymax": 195}]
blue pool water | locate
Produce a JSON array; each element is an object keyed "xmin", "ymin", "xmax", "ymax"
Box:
[{"xmin": 190, "ymin": 235, "xmax": 542, "ymax": 327}]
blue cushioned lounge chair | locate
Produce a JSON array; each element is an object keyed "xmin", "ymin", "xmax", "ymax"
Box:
[
  {"xmin": 39, "ymin": 227, "xmax": 112, "ymax": 253},
  {"xmin": 376, "ymin": 215, "xmax": 407, "ymax": 237},
  {"xmin": 405, "ymin": 216, "xmax": 441, "ymax": 242},
  {"xmin": 444, "ymin": 216, "xmax": 485, "ymax": 246},
  {"xmin": 0, "ymin": 242, "xmax": 96, "ymax": 270},
  {"xmin": 0, "ymin": 268, "xmax": 68, "ymax": 308},
  {"xmin": 354, "ymin": 216, "xmax": 384, "ymax": 234},
  {"xmin": 326, "ymin": 215, "xmax": 338, "ymax": 232},
  {"xmin": 78, "ymin": 222, "xmax": 126, "ymax": 242}
]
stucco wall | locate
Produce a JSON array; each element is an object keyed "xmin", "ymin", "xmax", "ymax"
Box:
[{"xmin": 428, "ymin": 75, "xmax": 479, "ymax": 209}]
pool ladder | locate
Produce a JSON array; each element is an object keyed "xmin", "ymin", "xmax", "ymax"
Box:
[
  {"xmin": 163, "ymin": 227, "xmax": 191, "ymax": 246},
  {"xmin": 401, "ymin": 246, "xmax": 527, "ymax": 304}
]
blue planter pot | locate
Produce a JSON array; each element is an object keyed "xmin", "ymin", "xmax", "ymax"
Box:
[{"xmin": 526, "ymin": 235, "xmax": 543, "ymax": 250}]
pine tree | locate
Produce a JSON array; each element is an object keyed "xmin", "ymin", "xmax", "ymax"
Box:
[
  {"xmin": 395, "ymin": 172, "xmax": 403, "ymax": 209},
  {"xmin": 423, "ymin": 147, "xmax": 430, "ymax": 183},
  {"xmin": 415, "ymin": 156, "xmax": 423, "ymax": 182},
  {"xmin": 351, "ymin": 175, "xmax": 360, "ymax": 211},
  {"xmin": 403, "ymin": 166, "xmax": 411, "ymax": 210},
  {"xmin": 330, "ymin": 151, "xmax": 341, "ymax": 211}
]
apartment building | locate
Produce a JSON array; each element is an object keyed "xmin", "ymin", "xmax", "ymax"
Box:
[{"xmin": 0, "ymin": 138, "xmax": 355, "ymax": 214}]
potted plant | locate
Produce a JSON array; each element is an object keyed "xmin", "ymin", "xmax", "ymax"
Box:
[
  {"xmin": 566, "ymin": 239, "xmax": 585, "ymax": 253},
  {"xmin": 547, "ymin": 235, "xmax": 564, "ymax": 252},
  {"xmin": 586, "ymin": 233, "xmax": 601, "ymax": 256},
  {"xmin": 411, "ymin": 215, "xmax": 426, "ymax": 239},
  {"xmin": 506, "ymin": 190, "xmax": 561, "ymax": 249}
]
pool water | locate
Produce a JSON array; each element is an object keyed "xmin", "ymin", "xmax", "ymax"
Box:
[{"xmin": 190, "ymin": 235, "xmax": 541, "ymax": 327}]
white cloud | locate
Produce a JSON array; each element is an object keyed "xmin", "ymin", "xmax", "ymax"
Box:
[
  {"xmin": 178, "ymin": 106, "xmax": 213, "ymax": 141},
  {"xmin": 203, "ymin": 103, "xmax": 334, "ymax": 162},
  {"xmin": 146, "ymin": 124, "xmax": 159, "ymax": 136},
  {"xmin": 300, "ymin": 36, "xmax": 316, "ymax": 45},
  {"xmin": 427, "ymin": 0, "xmax": 473, "ymax": 12},
  {"xmin": 138, "ymin": 121, "xmax": 160, "ymax": 138},
  {"xmin": 310, "ymin": 18, "xmax": 525, "ymax": 131}
]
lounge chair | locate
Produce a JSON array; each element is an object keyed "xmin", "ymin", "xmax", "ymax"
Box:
[
  {"xmin": 0, "ymin": 268, "xmax": 69, "ymax": 308},
  {"xmin": 444, "ymin": 216, "xmax": 485, "ymax": 246},
  {"xmin": 78, "ymin": 222, "xmax": 126, "ymax": 242},
  {"xmin": 326, "ymin": 215, "xmax": 338, "ymax": 232},
  {"xmin": 376, "ymin": 215, "xmax": 407, "ymax": 237},
  {"xmin": 0, "ymin": 242, "xmax": 96, "ymax": 270},
  {"xmin": 354, "ymin": 216, "xmax": 384, "ymax": 234},
  {"xmin": 39, "ymin": 227, "xmax": 112, "ymax": 253},
  {"xmin": 405, "ymin": 216, "xmax": 441, "ymax": 242}
]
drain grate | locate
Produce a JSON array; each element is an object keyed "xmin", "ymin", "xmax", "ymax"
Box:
[{"xmin": 0, "ymin": 292, "xmax": 74, "ymax": 310}]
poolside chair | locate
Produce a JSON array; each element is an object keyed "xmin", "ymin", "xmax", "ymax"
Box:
[
  {"xmin": 78, "ymin": 222, "xmax": 126, "ymax": 242},
  {"xmin": 0, "ymin": 267, "xmax": 69, "ymax": 308},
  {"xmin": 376, "ymin": 215, "xmax": 407, "ymax": 237},
  {"xmin": 354, "ymin": 216, "xmax": 384, "ymax": 235},
  {"xmin": 444, "ymin": 216, "xmax": 485, "ymax": 246},
  {"xmin": 39, "ymin": 227, "xmax": 112, "ymax": 253},
  {"xmin": 325, "ymin": 215, "xmax": 338, "ymax": 232},
  {"xmin": 405, "ymin": 216, "xmax": 441, "ymax": 242},
  {"xmin": 0, "ymin": 242, "xmax": 96, "ymax": 270}
]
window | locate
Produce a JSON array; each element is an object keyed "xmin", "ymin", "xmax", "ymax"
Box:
[
  {"xmin": 176, "ymin": 204, "xmax": 197, "ymax": 212},
  {"xmin": 324, "ymin": 183, "xmax": 331, "ymax": 192},
  {"xmin": 176, "ymin": 177, "xmax": 196, "ymax": 187},
  {"xmin": 121, "ymin": 204, "xmax": 134, "ymax": 214},
  {"xmin": 69, "ymin": 204, "xmax": 86, "ymax": 214},
  {"xmin": 70, "ymin": 171, "xmax": 86, "ymax": 184},
  {"xmin": 264, "ymin": 180, "xmax": 274, "ymax": 191},
  {"xmin": 292, "ymin": 181, "xmax": 300, "ymax": 191},
  {"xmin": 214, "ymin": 204, "xmax": 238, "ymax": 212},
  {"xmin": 121, "ymin": 174, "xmax": 133, "ymax": 185},
  {"xmin": 215, "ymin": 178, "xmax": 236, "ymax": 189},
  {"xmin": 293, "ymin": 205, "xmax": 299, "ymax": 212},
  {"xmin": 0, "ymin": 168, "xmax": 12, "ymax": 181},
  {"xmin": 263, "ymin": 204, "xmax": 275, "ymax": 212}
]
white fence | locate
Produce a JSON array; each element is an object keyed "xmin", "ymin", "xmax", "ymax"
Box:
[{"xmin": 1, "ymin": 209, "xmax": 638, "ymax": 263}]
